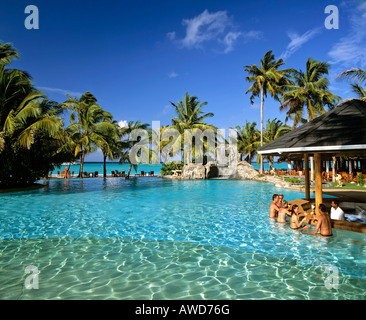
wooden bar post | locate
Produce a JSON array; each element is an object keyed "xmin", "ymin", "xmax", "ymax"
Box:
[
  {"xmin": 314, "ymin": 153, "xmax": 323, "ymax": 216},
  {"xmin": 304, "ymin": 154, "xmax": 310, "ymax": 201}
]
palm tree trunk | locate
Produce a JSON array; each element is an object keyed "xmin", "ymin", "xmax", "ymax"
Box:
[
  {"xmin": 307, "ymin": 108, "xmax": 314, "ymax": 181},
  {"xmin": 332, "ymin": 156, "xmax": 336, "ymax": 182},
  {"xmin": 79, "ymin": 149, "xmax": 85, "ymax": 178},
  {"xmin": 127, "ymin": 163, "xmax": 132, "ymax": 178},
  {"xmin": 103, "ymin": 153, "xmax": 107, "ymax": 178},
  {"xmin": 269, "ymin": 157, "xmax": 274, "ymax": 171},
  {"xmin": 260, "ymin": 87, "xmax": 264, "ymax": 174}
]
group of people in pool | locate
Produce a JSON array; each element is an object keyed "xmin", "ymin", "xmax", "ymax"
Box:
[{"xmin": 270, "ymin": 193, "xmax": 333, "ymax": 237}]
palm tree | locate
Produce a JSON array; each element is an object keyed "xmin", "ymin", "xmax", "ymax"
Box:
[
  {"xmin": 0, "ymin": 51, "xmax": 62, "ymax": 152},
  {"xmin": 0, "ymin": 41, "xmax": 19, "ymax": 66},
  {"xmin": 280, "ymin": 57, "xmax": 340, "ymax": 126},
  {"xmin": 0, "ymin": 43, "xmax": 69, "ymax": 187},
  {"xmin": 231, "ymin": 121, "xmax": 260, "ymax": 164},
  {"xmin": 350, "ymin": 83, "xmax": 366, "ymax": 99},
  {"xmin": 280, "ymin": 58, "xmax": 340, "ymax": 180},
  {"xmin": 62, "ymin": 92, "xmax": 116, "ymax": 177},
  {"xmin": 95, "ymin": 119, "xmax": 121, "ymax": 178},
  {"xmin": 244, "ymin": 50, "xmax": 294, "ymax": 173},
  {"xmin": 262, "ymin": 118, "xmax": 291, "ymax": 170},
  {"xmin": 337, "ymin": 68, "xmax": 366, "ymax": 84},
  {"xmin": 337, "ymin": 68, "xmax": 366, "ymax": 101},
  {"xmin": 169, "ymin": 93, "xmax": 216, "ymax": 164}
]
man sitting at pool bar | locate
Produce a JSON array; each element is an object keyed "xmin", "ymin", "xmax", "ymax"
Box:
[{"xmin": 306, "ymin": 204, "xmax": 333, "ymax": 237}]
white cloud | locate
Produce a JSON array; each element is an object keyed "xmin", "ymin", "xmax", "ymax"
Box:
[
  {"xmin": 38, "ymin": 86, "xmax": 83, "ymax": 97},
  {"xmin": 221, "ymin": 32, "xmax": 242, "ymax": 53},
  {"xmin": 161, "ymin": 105, "xmax": 172, "ymax": 115},
  {"xmin": 328, "ymin": 2, "xmax": 366, "ymax": 68},
  {"xmin": 280, "ymin": 28, "xmax": 321, "ymax": 60},
  {"xmin": 221, "ymin": 30, "xmax": 262, "ymax": 53},
  {"xmin": 181, "ymin": 9, "xmax": 229, "ymax": 48},
  {"xmin": 118, "ymin": 120, "xmax": 128, "ymax": 128},
  {"xmin": 166, "ymin": 31, "xmax": 176, "ymax": 40},
  {"xmin": 169, "ymin": 9, "xmax": 261, "ymax": 54},
  {"xmin": 168, "ymin": 72, "xmax": 179, "ymax": 78},
  {"xmin": 249, "ymin": 103, "xmax": 260, "ymax": 110}
]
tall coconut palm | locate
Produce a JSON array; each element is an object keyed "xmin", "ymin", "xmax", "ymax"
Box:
[
  {"xmin": 280, "ymin": 58, "xmax": 340, "ymax": 180},
  {"xmin": 280, "ymin": 57, "xmax": 340, "ymax": 126},
  {"xmin": 94, "ymin": 119, "xmax": 121, "ymax": 178},
  {"xmin": 262, "ymin": 118, "xmax": 291, "ymax": 170},
  {"xmin": 169, "ymin": 92, "xmax": 216, "ymax": 164},
  {"xmin": 244, "ymin": 50, "xmax": 294, "ymax": 173},
  {"xmin": 231, "ymin": 121, "xmax": 260, "ymax": 164},
  {"xmin": 62, "ymin": 92, "xmax": 115, "ymax": 177}
]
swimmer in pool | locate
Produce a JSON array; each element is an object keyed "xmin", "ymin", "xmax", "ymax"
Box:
[
  {"xmin": 306, "ymin": 204, "xmax": 333, "ymax": 237},
  {"xmin": 290, "ymin": 205, "xmax": 309, "ymax": 230},
  {"xmin": 270, "ymin": 194, "xmax": 280, "ymax": 218},
  {"xmin": 277, "ymin": 200, "xmax": 291, "ymax": 223}
]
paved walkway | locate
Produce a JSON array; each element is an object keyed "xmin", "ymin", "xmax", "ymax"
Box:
[{"xmin": 322, "ymin": 189, "xmax": 366, "ymax": 203}]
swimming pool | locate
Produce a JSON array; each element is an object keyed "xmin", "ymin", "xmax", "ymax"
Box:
[{"xmin": 0, "ymin": 178, "xmax": 365, "ymax": 299}]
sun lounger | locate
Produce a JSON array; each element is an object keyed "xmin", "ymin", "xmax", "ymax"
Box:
[
  {"xmin": 141, "ymin": 171, "xmax": 145, "ymax": 176},
  {"xmin": 150, "ymin": 171, "xmax": 154, "ymax": 176},
  {"xmin": 121, "ymin": 170, "xmax": 125, "ymax": 177}
]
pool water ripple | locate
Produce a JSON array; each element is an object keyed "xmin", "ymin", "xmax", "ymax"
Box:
[{"xmin": 0, "ymin": 177, "xmax": 366, "ymax": 299}]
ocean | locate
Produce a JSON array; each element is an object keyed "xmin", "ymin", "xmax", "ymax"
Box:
[{"xmin": 50, "ymin": 162, "xmax": 291, "ymax": 176}]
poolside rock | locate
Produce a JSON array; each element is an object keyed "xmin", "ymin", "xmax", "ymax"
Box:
[
  {"xmin": 231, "ymin": 161, "xmax": 259, "ymax": 180},
  {"xmin": 205, "ymin": 161, "xmax": 219, "ymax": 179},
  {"xmin": 182, "ymin": 163, "xmax": 206, "ymax": 180}
]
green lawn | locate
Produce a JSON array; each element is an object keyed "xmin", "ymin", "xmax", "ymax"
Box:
[{"xmin": 323, "ymin": 182, "xmax": 366, "ymax": 191}]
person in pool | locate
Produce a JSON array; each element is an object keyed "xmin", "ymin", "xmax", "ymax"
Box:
[
  {"xmin": 277, "ymin": 200, "xmax": 291, "ymax": 223},
  {"xmin": 306, "ymin": 204, "xmax": 333, "ymax": 237},
  {"xmin": 290, "ymin": 204, "xmax": 309, "ymax": 230},
  {"xmin": 270, "ymin": 194, "xmax": 280, "ymax": 218},
  {"xmin": 278, "ymin": 193, "xmax": 284, "ymax": 205}
]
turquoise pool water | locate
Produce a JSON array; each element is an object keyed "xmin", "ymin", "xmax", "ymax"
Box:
[{"xmin": 0, "ymin": 178, "xmax": 365, "ymax": 300}]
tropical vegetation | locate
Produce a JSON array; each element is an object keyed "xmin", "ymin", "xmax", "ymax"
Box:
[
  {"xmin": 280, "ymin": 57, "xmax": 340, "ymax": 128},
  {"xmin": 244, "ymin": 50, "xmax": 294, "ymax": 173},
  {"xmin": 2, "ymin": 40, "xmax": 365, "ymax": 187},
  {"xmin": 337, "ymin": 68, "xmax": 366, "ymax": 101}
]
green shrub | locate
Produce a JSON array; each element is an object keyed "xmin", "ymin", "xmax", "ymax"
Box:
[
  {"xmin": 285, "ymin": 177, "xmax": 302, "ymax": 184},
  {"xmin": 356, "ymin": 172, "xmax": 365, "ymax": 186},
  {"xmin": 160, "ymin": 162, "xmax": 184, "ymax": 175}
]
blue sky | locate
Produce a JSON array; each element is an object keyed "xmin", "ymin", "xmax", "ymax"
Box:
[{"xmin": 2, "ymin": 0, "xmax": 366, "ymax": 161}]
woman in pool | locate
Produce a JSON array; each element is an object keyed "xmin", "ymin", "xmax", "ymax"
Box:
[
  {"xmin": 277, "ymin": 200, "xmax": 291, "ymax": 223},
  {"xmin": 290, "ymin": 205, "xmax": 309, "ymax": 230}
]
